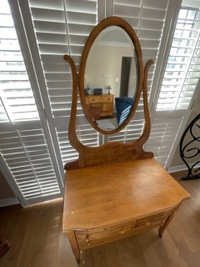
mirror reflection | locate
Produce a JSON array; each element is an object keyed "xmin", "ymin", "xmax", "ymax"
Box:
[{"xmin": 84, "ymin": 26, "xmax": 138, "ymax": 131}]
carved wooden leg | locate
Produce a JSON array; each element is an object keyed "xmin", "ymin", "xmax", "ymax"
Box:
[
  {"xmin": 158, "ymin": 204, "xmax": 181, "ymax": 237},
  {"xmin": 158, "ymin": 211, "xmax": 176, "ymax": 237},
  {"xmin": 66, "ymin": 230, "xmax": 80, "ymax": 263}
]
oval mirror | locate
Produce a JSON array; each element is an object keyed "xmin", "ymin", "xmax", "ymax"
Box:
[{"xmin": 79, "ymin": 17, "xmax": 143, "ymax": 135}]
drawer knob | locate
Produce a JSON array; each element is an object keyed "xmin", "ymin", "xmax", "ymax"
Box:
[
  {"xmin": 146, "ymin": 222, "xmax": 150, "ymax": 225},
  {"xmin": 85, "ymin": 235, "xmax": 90, "ymax": 246}
]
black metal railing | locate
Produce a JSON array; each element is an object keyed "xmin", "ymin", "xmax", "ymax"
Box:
[{"xmin": 180, "ymin": 113, "xmax": 200, "ymax": 180}]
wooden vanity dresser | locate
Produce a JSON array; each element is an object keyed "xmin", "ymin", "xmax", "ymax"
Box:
[
  {"xmin": 85, "ymin": 94, "xmax": 114, "ymax": 118},
  {"xmin": 63, "ymin": 159, "xmax": 190, "ymax": 262},
  {"xmin": 62, "ymin": 16, "xmax": 190, "ymax": 263}
]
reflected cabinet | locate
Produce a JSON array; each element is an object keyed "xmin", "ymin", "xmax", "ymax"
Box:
[
  {"xmin": 62, "ymin": 16, "xmax": 190, "ymax": 264},
  {"xmin": 85, "ymin": 94, "xmax": 114, "ymax": 120}
]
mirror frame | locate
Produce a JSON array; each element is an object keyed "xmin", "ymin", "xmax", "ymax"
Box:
[{"xmin": 79, "ymin": 16, "xmax": 144, "ymax": 135}]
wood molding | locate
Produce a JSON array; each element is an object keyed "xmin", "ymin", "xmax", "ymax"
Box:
[
  {"xmin": 138, "ymin": 60, "xmax": 154, "ymax": 159},
  {"xmin": 167, "ymin": 164, "xmax": 192, "ymax": 173},
  {"xmin": 63, "ymin": 55, "xmax": 85, "ymax": 170},
  {"xmin": 64, "ymin": 53, "xmax": 153, "ymax": 170},
  {"xmin": 0, "ymin": 197, "xmax": 19, "ymax": 208}
]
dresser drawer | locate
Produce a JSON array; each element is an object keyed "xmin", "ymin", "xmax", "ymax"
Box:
[
  {"xmin": 75, "ymin": 220, "xmax": 135, "ymax": 250},
  {"xmin": 135, "ymin": 209, "xmax": 172, "ymax": 227},
  {"xmin": 102, "ymin": 95, "xmax": 112, "ymax": 102},
  {"xmin": 89, "ymin": 96, "xmax": 101, "ymax": 103},
  {"xmin": 75, "ymin": 210, "xmax": 172, "ymax": 250}
]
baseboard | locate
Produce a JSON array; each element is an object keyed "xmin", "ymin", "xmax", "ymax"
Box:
[
  {"xmin": 168, "ymin": 165, "xmax": 187, "ymax": 173},
  {"xmin": 0, "ymin": 197, "xmax": 19, "ymax": 208}
]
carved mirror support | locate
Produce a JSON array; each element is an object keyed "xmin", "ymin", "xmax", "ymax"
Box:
[{"xmin": 64, "ymin": 17, "xmax": 154, "ymax": 170}]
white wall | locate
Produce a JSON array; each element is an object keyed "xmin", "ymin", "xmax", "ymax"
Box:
[{"xmin": 85, "ymin": 44, "xmax": 136, "ymax": 97}]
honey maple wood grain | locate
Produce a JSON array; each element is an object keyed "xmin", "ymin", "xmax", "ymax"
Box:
[
  {"xmin": 63, "ymin": 17, "xmax": 154, "ymax": 170},
  {"xmin": 63, "ymin": 158, "xmax": 190, "ymax": 231},
  {"xmin": 63, "ymin": 158, "xmax": 190, "ymax": 261},
  {"xmin": 63, "ymin": 58, "xmax": 153, "ymax": 170}
]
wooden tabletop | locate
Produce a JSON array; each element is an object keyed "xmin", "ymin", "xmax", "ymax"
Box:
[{"xmin": 62, "ymin": 158, "xmax": 190, "ymax": 231}]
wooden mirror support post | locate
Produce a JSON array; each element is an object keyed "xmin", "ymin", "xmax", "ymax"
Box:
[
  {"xmin": 64, "ymin": 55, "xmax": 153, "ymax": 170},
  {"xmin": 62, "ymin": 17, "xmax": 190, "ymax": 264}
]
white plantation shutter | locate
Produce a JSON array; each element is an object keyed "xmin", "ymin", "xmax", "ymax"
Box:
[
  {"xmin": 157, "ymin": 8, "xmax": 200, "ymax": 111},
  {"xmin": 0, "ymin": 0, "xmax": 63, "ymax": 206},
  {"xmin": 146, "ymin": 1, "xmax": 200, "ymax": 169},
  {"xmin": 56, "ymin": 118, "xmax": 99, "ymax": 166},
  {"xmin": 107, "ymin": 0, "xmax": 174, "ymax": 144},
  {"xmin": 0, "ymin": 8, "xmax": 39, "ymax": 122},
  {"xmin": 56, "ymin": 127, "xmax": 78, "ymax": 164},
  {"xmin": 145, "ymin": 115, "xmax": 184, "ymax": 166},
  {"xmin": 113, "ymin": 0, "xmax": 169, "ymax": 65},
  {"xmin": 29, "ymin": 0, "xmax": 96, "ymax": 118},
  {"xmin": 28, "ymin": 0, "xmax": 98, "ymax": 166},
  {"xmin": 0, "ymin": 122, "xmax": 61, "ymax": 204},
  {"xmin": 0, "ymin": 100, "xmax": 9, "ymax": 122},
  {"xmin": 108, "ymin": 117, "xmax": 145, "ymax": 143},
  {"xmin": 77, "ymin": 123, "xmax": 99, "ymax": 146},
  {"xmin": 146, "ymin": 1, "xmax": 199, "ymax": 168}
]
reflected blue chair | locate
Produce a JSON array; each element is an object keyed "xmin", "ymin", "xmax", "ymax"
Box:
[{"xmin": 115, "ymin": 97, "xmax": 135, "ymax": 125}]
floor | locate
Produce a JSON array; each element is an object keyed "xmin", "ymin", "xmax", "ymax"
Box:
[
  {"xmin": 0, "ymin": 170, "xmax": 200, "ymax": 267},
  {"xmin": 96, "ymin": 117, "xmax": 118, "ymax": 131}
]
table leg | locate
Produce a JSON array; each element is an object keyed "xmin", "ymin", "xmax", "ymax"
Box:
[
  {"xmin": 66, "ymin": 230, "xmax": 80, "ymax": 263},
  {"xmin": 158, "ymin": 208, "xmax": 178, "ymax": 237}
]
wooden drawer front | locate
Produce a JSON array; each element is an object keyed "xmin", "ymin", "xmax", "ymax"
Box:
[
  {"xmin": 75, "ymin": 221, "xmax": 135, "ymax": 250},
  {"xmin": 91, "ymin": 103, "xmax": 101, "ymax": 108},
  {"xmin": 102, "ymin": 95, "xmax": 112, "ymax": 102},
  {"xmin": 75, "ymin": 210, "xmax": 172, "ymax": 250},
  {"xmin": 102, "ymin": 103, "xmax": 112, "ymax": 112},
  {"xmin": 135, "ymin": 210, "xmax": 172, "ymax": 227},
  {"xmin": 89, "ymin": 96, "xmax": 101, "ymax": 103}
]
